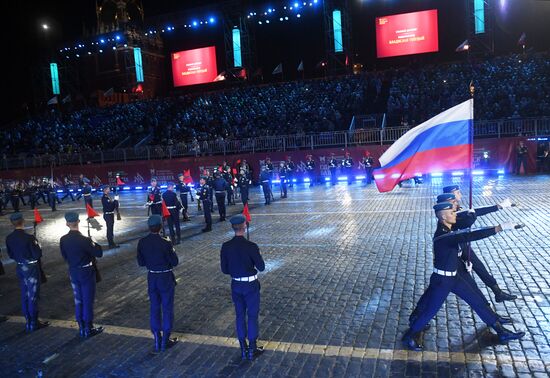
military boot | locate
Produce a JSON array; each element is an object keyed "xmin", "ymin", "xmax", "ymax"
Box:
[
  {"xmin": 238, "ymin": 339, "xmax": 248, "ymax": 360},
  {"xmin": 402, "ymin": 329, "xmax": 423, "ymax": 351},
  {"xmin": 492, "ymin": 321, "xmax": 525, "ymax": 343},
  {"xmin": 491, "ymin": 285, "xmax": 517, "ymax": 303}
]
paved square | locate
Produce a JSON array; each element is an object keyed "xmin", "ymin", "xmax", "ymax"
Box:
[{"xmin": 1, "ymin": 175, "xmax": 549, "ymax": 377}]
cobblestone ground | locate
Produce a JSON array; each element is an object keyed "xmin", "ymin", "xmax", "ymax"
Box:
[{"xmin": 1, "ymin": 175, "xmax": 550, "ymax": 377}]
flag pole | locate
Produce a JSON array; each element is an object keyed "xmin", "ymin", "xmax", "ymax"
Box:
[{"xmin": 468, "ymin": 81, "xmax": 475, "ymax": 210}]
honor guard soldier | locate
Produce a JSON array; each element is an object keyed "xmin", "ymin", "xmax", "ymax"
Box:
[
  {"xmin": 402, "ymin": 203, "xmax": 525, "ymax": 350},
  {"xmin": 137, "ymin": 215, "xmax": 179, "ymax": 352},
  {"xmin": 238, "ymin": 169, "xmax": 250, "ymax": 206},
  {"xmin": 305, "ymin": 155, "xmax": 316, "ymax": 186},
  {"xmin": 342, "ymin": 152, "xmax": 354, "ymax": 185},
  {"xmin": 82, "ymin": 178, "xmax": 93, "ymax": 209},
  {"xmin": 75, "ymin": 174, "xmax": 85, "ymax": 201},
  {"xmin": 279, "ymin": 161, "xmax": 289, "ymax": 198},
  {"xmin": 286, "ymin": 156, "xmax": 296, "ymax": 187},
  {"xmin": 61, "ymin": 176, "xmax": 75, "ymax": 201},
  {"xmin": 223, "ymin": 166, "xmax": 236, "ymax": 206},
  {"xmin": 5, "ymin": 212, "xmax": 50, "ymax": 332},
  {"xmin": 147, "ymin": 178, "xmax": 162, "ymax": 216},
  {"xmin": 220, "ymin": 214, "xmax": 265, "ymax": 360},
  {"xmin": 176, "ymin": 174, "xmax": 192, "ymax": 222},
  {"xmin": 260, "ymin": 166, "xmax": 272, "ymax": 205},
  {"xmin": 162, "ymin": 183, "xmax": 182, "ymax": 244},
  {"xmin": 101, "ymin": 185, "xmax": 119, "ymax": 248},
  {"xmin": 205, "ymin": 170, "xmax": 215, "ymax": 213},
  {"xmin": 361, "ymin": 151, "xmax": 374, "ymax": 185},
  {"xmin": 213, "ymin": 172, "xmax": 228, "ymax": 221},
  {"xmin": 328, "ymin": 153, "xmax": 339, "ymax": 185},
  {"xmin": 197, "ymin": 177, "xmax": 212, "ymax": 232},
  {"xmin": 265, "ymin": 157, "xmax": 275, "ymax": 201},
  {"xmin": 10, "ymin": 183, "xmax": 22, "ymax": 212},
  {"xmin": 60, "ymin": 212, "xmax": 104, "ymax": 339}
]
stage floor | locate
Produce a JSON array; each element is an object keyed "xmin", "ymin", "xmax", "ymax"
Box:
[{"xmin": 1, "ymin": 175, "xmax": 550, "ymax": 377}]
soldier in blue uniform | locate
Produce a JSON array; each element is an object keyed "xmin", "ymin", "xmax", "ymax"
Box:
[
  {"xmin": 5, "ymin": 213, "xmax": 50, "ymax": 332},
  {"xmin": 101, "ymin": 185, "xmax": 119, "ymax": 248},
  {"xmin": 81, "ymin": 178, "xmax": 93, "ymax": 209},
  {"xmin": 205, "ymin": 170, "xmax": 215, "ymax": 213},
  {"xmin": 328, "ymin": 153, "xmax": 339, "ymax": 186},
  {"xmin": 238, "ymin": 170, "xmax": 249, "ymax": 206},
  {"xmin": 137, "ymin": 215, "xmax": 179, "ymax": 352},
  {"xmin": 147, "ymin": 178, "xmax": 162, "ymax": 216},
  {"xmin": 220, "ymin": 214, "xmax": 265, "ymax": 360},
  {"xmin": 402, "ymin": 203, "xmax": 525, "ymax": 350},
  {"xmin": 197, "ymin": 177, "xmax": 212, "ymax": 232},
  {"xmin": 443, "ymin": 185, "xmax": 517, "ymax": 302},
  {"xmin": 265, "ymin": 157, "xmax": 275, "ymax": 201},
  {"xmin": 286, "ymin": 156, "xmax": 295, "ymax": 187},
  {"xmin": 223, "ymin": 166, "xmax": 236, "ymax": 206},
  {"xmin": 162, "ymin": 183, "xmax": 182, "ymax": 244},
  {"xmin": 60, "ymin": 212, "xmax": 104, "ymax": 338},
  {"xmin": 61, "ymin": 176, "xmax": 75, "ymax": 202},
  {"xmin": 361, "ymin": 152, "xmax": 374, "ymax": 185},
  {"xmin": 342, "ymin": 152, "xmax": 354, "ymax": 185},
  {"xmin": 213, "ymin": 172, "xmax": 228, "ymax": 221},
  {"xmin": 176, "ymin": 174, "xmax": 192, "ymax": 222},
  {"xmin": 260, "ymin": 166, "xmax": 271, "ymax": 205},
  {"xmin": 278, "ymin": 161, "xmax": 289, "ymax": 198},
  {"xmin": 305, "ymin": 155, "xmax": 315, "ymax": 186}
]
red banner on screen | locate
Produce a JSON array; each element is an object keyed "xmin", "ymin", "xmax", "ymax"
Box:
[
  {"xmin": 376, "ymin": 9, "xmax": 439, "ymax": 58},
  {"xmin": 171, "ymin": 46, "xmax": 218, "ymax": 87}
]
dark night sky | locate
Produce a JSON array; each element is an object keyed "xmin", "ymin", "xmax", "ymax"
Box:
[{"xmin": 3, "ymin": 0, "xmax": 549, "ymax": 125}]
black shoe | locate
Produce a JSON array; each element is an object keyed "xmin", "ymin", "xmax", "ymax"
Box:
[
  {"xmin": 247, "ymin": 346, "xmax": 264, "ymax": 360},
  {"xmin": 161, "ymin": 334, "xmax": 178, "ymax": 351},
  {"xmin": 29, "ymin": 319, "xmax": 50, "ymax": 332},
  {"xmin": 153, "ymin": 332, "xmax": 162, "ymax": 352},
  {"xmin": 498, "ymin": 316, "xmax": 513, "ymax": 325},
  {"xmin": 84, "ymin": 324, "xmax": 103, "ymax": 339},
  {"xmin": 492, "ymin": 285, "xmax": 517, "ymax": 303},
  {"xmin": 493, "ymin": 322, "xmax": 525, "ymax": 343},
  {"xmin": 202, "ymin": 227, "xmax": 212, "ymax": 233},
  {"xmin": 402, "ymin": 329, "xmax": 423, "ymax": 351}
]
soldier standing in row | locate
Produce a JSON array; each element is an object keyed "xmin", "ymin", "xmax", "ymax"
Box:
[
  {"xmin": 162, "ymin": 183, "xmax": 182, "ymax": 245},
  {"xmin": 328, "ymin": 153, "xmax": 339, "ymax": 186},
  {"xmin": 361, "ymin": 151, "xmax": 374, "ymax": 185},
  {"xmin": 176, "ymin": 174, "xmax": 192, "ymax": 222},
  {"xmin": 60, "ymin": 212, "xmax": 104, "ymax": 338},
  {"xmin": 147, "ymin": 178, "xmax": 162, "ymax": 216},
  {"xmin": 238, "ymin": 169, "xmax": 249, "ymax": 206},
  {"xmin": 101, "ymin": 185, "xmax": 119, "ymax": 248},
  {"xmin": 197, "ymin": 177, "xmax": 212, "ymax": 232},
  {"xmin": 260, "ymin": 166, "xmax": 271, "ymax": 205},
  {"xmin": 279, "ymin": 161, "xmax": 289, "ymax": 198},
  {"xmin": 286, "ymin": 156, "xmax": 295, "ymax": 187},
  {"xmin": 82, "ymin": 178, "xmax": 93, "ymax": 209},
  {"xmin": 342, "ymin": 152, "xmax": 354, "ymax": 185},
  {"xmin": 213, "ymin": 172, "xmax": 228, "ymax": 222},
  {"xmin": 137, "ymin": 215, "xmax": 179, "ymax": 352},
  {"xmin": 305, "ymin": 155, "xmax": 315, "ymax": 187}
]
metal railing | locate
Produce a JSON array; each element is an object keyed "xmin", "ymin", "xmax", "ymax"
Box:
[{"xmin": 3, "ymin": 117, "xmax": 549, "ymax": 171}]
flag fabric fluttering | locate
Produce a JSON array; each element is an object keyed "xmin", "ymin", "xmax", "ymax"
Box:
[
  {"xmin": 297, "ymin": 61, "xmax": 304, "ymax": 72},
  {"xmin": 161, "ymin": 201, "xmax": 171, "ymax": 218},
  {"xmin": 183, "ymin": 169, "xmax": 193, "ymax": 184},
  {"xmin": 242, "ymin": 203, "xmax": 251, "ymax": 223},
  {"xmin": 86, "ymin": 204, "xmax": 100, "ymax": 218},
  {"xmin": 272, "ymin": 63, "xmax": 283, "ymax": 75},
  {"xmin": 373, "ymin": 99, "xmax": 473, "ymax": 193},
  {"xmin": 116, "ymin": 176, "xmax": 125, "ymax": 186},
  {"xmin": 34, "ymin": 208, "xmax": 43, "ymax": 224}
]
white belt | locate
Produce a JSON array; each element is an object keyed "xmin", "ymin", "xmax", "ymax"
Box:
[
  {"xmin": 153, "ymin": 201, "xmax": 162, "ymax": 205},
  {"xmin": 104, "ymin": 211, "xmax": 114, "ymax": 215},
  {"xmin": 458, "ymin": 251, "xmax": 462, "ymax": 257},
  {"xmin": 149, "ymin": 269, "xmax": 173, "ymax": 273},
  {"xmin": 433, "ymin": 268, "xmax": 456, "ymax": 277},
  {"xmin": 83, "ymin": 193, "xmax": 91, "ymax": 196},
  {"xmin": 262, "ymin": 180, "xmax": 269, "ymax": 183},
  {"xmin": 166, "ymin": 206, "xmax": 176, "ymax": 209},
  {"xmin": 233, "ymin": 274, "xmax": 257, "ymax": 282},
  {"xmin": 18, "ymin": 260, "xmax": 38, "ymax": 265},
  {"xmin": 82, "ymin": 262, "xmax": 93, "ymax": 268},
  {"xmin": 215, "ymin": 191, "xmax": 225, "ymax": 193}
]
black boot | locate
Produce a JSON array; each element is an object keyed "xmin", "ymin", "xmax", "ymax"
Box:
[
  {"xmin": 78, "ymin": 321, "xmax": 86, "ymax": 338},
  {"xmin": 84, "ymin": 322, "xmax": 103, "ymax": 339},
  {"xmin": 492, "ymin": 321, "xmax": 525, "ymax": 343},
  {"xmin": 29, "ymin": 318, "xmax": 50, "ymax": 332},
  {"xmin": 402, "ymin": 329, "xmax": 423, "ymax": 351},
  {"xmin": 238, "ymin": 339, "xmax": 248, "ymax": 360},
  {"xmin": 153, "ymin": 332, "xmax": 162, "ymax": 352},
  {"xmin": 491, "ymin": 285, "xmax": 517, "ymax": 303},
  {"xmin": 247, "ymin": 340, "xmax": 264, "ymax": 360},
  {"xmin": 497, "ymin": 315, "xmax": 513, "ymax": 325},
  {"xmin": 408, "ymin": 314, "xmax": 431, "ymax": 331},
  {"xmin": 161, "ymin": 332, "xmax": 178, "ymax": 351}
]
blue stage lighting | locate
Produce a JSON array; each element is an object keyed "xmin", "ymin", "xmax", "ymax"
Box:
[
  {"xmin": 272, "ymin": 179, "xmax": 281, "ymax": 183},
  {"xmin": 324, "ymin": 177, "xmax": 331, "ymax": 182},
  {"xmin": 431, "ymin": 172, "xmax": 443, "ymax": 177},
  {"xmin": 374, "ymin": 174, "xmax": 385, "ymax": 180},
  {"xmin": 294, "ymin": 2, "xmax": 299, "ymax": 8},
  {"xmin": 355, "ymin": 175, "xmax": 366, "ymax": 180},
  {"xmin": 297, "ymin": 13, "xmax": 301, "ymax": 18},
  {"xmin": 303, "ymin": 178, "xmax": 310, "ymax": 183},
  {"xmin": 452, "ymin": 171, "xmax": 464, "ymax": 176},
  {"xmin": 313, "ymin": 0, "xmax": 318, "ymax": 3},
  {"xmin": 280, "ymin": 17, "xmax": 284, "ymax": 21},
  {"xmin": 192, "ymin": 21, "xmax": 198, "ymax": 27},
  {"xmin": 258, "ymin": 21, "xmax": 262, "ymax": 24},
  {"xmin": 135, "ymin": 186, "xmax": 143, "ymax": 190},
  {"xmin": 497, "ymin": 169, "xmax": 505, "ymax": 175},
  {"xmin": 115, "ymin": 35, "xmax": 121, "ymax": 40},
  {"xmin": 472, "ymin": 170, "xmax": 485, "ymax": 175},
  {"xmin": 266, "ymin": 20, "xmax": 270, "ymax": 23},
  {"xmin": 100, "ymin": 38, "xmax": 105, "ymax": 44},
  {"xmin": 209, "ymin": 17, "xmax": 215, "ymax": 23}
]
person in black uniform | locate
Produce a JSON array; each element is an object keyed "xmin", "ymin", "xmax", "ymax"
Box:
[
  {"xmin": 223, "ymin": 166, "xmax": 236, "ymax": 206},
  {"xmin": 305, "ymin": 155, "xmax": 315, "ymax": 186},
  {"xmin": 515, "ymin": 141, "xmax": 528, "ymax": 175},
  {"xmin": 402, "ymin": 203, "xmax": 525, "ymax": 350},
  {"xmin": 205, "ymin": 171, "xmax": 215, "ymax": 213},
  {"xmin": 443, "ymin": 185, "xmax": 518, "ymax": 302},
  {"xmin": 137, "ymin": 215, "xmax": 179, "ymax": 352},
  {"xmin": 197, "ymin": 177, "xmax": 212, "ymax": 232},
  {"xmin": 342, "ymin": 152, "xmax": 354, "ymax": 185},
  {"xmin": 220, "ymin": 214, "xmax": 265, "ymax": 360},
  {"xmin": 5, "ymin": 212, "xmax": 50, "ymax": 332},
  {"xmin": 101, "ymin": 185, "xmax": 119, "ymax": 248},
  {"xmin": 10, "ymin": 182, "xmax": 22, "ymax": 212},
  {"xmin": 265, "ymin": 157, "xmax": 275, "ymax": 201},
  {"xmin": 259, "ymin": 167, "xmax": 271, "ymax": 205},
  {"xmin": 162, "ymin": 183, "xmax": 182, "ymax": 244},
  {"xmin": 176, "ymin": 174, "xmax": 193, "ymax": 222},
  {"xmin": 82, "ymin": 178, "xmax": 93, "ymax": 209},
  {"xmin": 361, "ymin": 151, "xmax": 374, "ymax": 185},
  {"xmin": 213, "ymin": 172, "xmax": 228, "ymax": 221},
  {"xmin": 147, "ymin": 178, "xmax": 162, "ymax": 216},
  {"xmin": 286, "ymin": 156, "xmax": 295, "ymax": 187},
  {"xmin": 238, "ymin": 169, "xmax": 250, "ymax": 206},
  {"xmin": 328, "ymin": 153, "xmax": 339, "ymax": 186},
  {"xmin": 61, "ymin": 176, "xmax": 75, "ymax": 202},
  {"xmin": 278, "ymin": 161, "xmax": 288, "ymax": 198},
  {"xmin": 60, "ymin": 212, "xmax": 104, "ymax": 338}
]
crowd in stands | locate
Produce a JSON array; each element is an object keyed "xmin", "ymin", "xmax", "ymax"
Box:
[{"xmin": 1, "ymin": 52, "xmax": 548, "ymax": 157}]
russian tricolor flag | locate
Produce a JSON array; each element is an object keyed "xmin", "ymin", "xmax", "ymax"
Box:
[{"xmin": 374, "ymin": 99, "xmax": 473, "ymax": 192}]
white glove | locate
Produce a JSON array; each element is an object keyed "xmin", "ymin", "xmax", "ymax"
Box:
[
  {"xmin": 195, "ymin": 195, "xmax": 200, "ymax": 200},
  {"xmin": 468, "ymin": 208, "xmax": 475, "ymax": 214},
  {"xmin": 465, "ymin": 261, "xmax": 473, "ymax": 273},
  {"xmin": 114, "ymin": 195, "xmax": 119, "ymax": 201},
  {"xmin": 499, "ymin": 198, "xmax": 514, "ymax": 209},
  {"xmin": 500, "ymin": 221, "xmax": 519, "ymax": 231}
]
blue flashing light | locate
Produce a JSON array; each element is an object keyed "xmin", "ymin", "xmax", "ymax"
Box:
[
  {"xmin": 355, "ymin": 175, "xmax": 366, "ymax": 180},
  {"xmin": 135, "ymin": 186, "xmax": 143, "ymax": 190},
  {"xmin": 472, "ymin": 170, "xmax": 484, "ymax": 175},
  {"xmin": 78, "ymin": 189, "xmax": 82, "ymax": 192},
  {"xmin": 123, "ymin": 186, "xmax": 131, "ymax": 190},
  {"xmin": 100, "ymin": 38, "xmax": 105, "ymax": 44},
  {"xmin": 303, "ymin": 178, "xmax": 311, "ymax": 183},
  {"xmin": 192, "ymin": 21, "xmax": 198, "ymax": 27},
  {"xmin": 374, "ymin": 174, "xmax": 385, "ymax": 179},
  {"xmin": 337, "ymin": 176, "xmax": 348, "ymax": 181},
  {"xmin": 497, "ymin": 169, "xmax": 505, "ymax": 175},
  {"xmin": 292, "ymin": 179, "xmax": 297, "ymax": 182},
  {"xmin": 209, "ymin": 17, "xmax": 215, "ymax": 23},
  {"xmin": 324, "ymin": 177, "xmax": 331, "ymax": 182},
  {"xmin": 294, "ymin": 2, "xmax": 299, "ymax": 8},
  {"xmin": 314, "ymin": 0, "xmax": 318, "ymax": 3},
  {"xmin": 431, "ymin": 172, "xmax": 443, "ymax": 177},
  {"xmin": 56, "ymin": 190, "xmax": 64, "ymax": 193},
  {"xmin": 115, "ymin": 35, "xmax": 121, "ymax": 41},
  {"xmin": 160, "ymin": 185, "xmax": 168, "ymax": 189},
  {"xmin": 272, "ymin": 179, "xmax": 281, "ymax": 184},
  {"xmin": 297, "ymin": 13, "xmax": 301, "ymax": 18},
  {"xmin": 452, "ymin": 171, "xmax": 464, "ymax": 176}
]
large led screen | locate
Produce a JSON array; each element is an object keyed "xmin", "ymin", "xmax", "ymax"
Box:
[
  {"xmin": 376, "ymin": 9, "xmax": 439, "ymax": 58},
  {"xmin": 171, "ymin": 46, "xmax": 218, "ymax": 87}
]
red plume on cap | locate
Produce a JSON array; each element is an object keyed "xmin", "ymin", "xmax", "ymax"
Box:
[
  {"xmin": 183, "ymin": 169, "xmax": 191, "ymax": 177},
  {"xmin": 232, "ymin": 168, "xmax": 237, "ymax": 175},
  {"xmin": 33, "ymin": 208, "xmax": 43, "ymax": 224},
  {"xmin": 161, "ymin": 201, "xmax": 171, "ymax": 218},
  {"xmin": 242, "ymin": 203, "xmax": 251, "ymax": 223},
  {"xmin": 116, "ymin": 176, "xmax": 125, "ymax": 186},
  {"xmin": 218, "ymin": 166, "xmax": 223, "ymax": 172},
  {"xmin": 236, "ymin": 159, "xmax": 241, "ymax": 164},
  {"xmin": 183, "ymin": 169, "xmax": 193, "ymax": 184},
  {"xmin": 86, "ymin": 204, "xmax": 99, "ymax": 218},
  {"xmin": 364, "ymin": 150, "xmax": 371, "ymax": 157}
]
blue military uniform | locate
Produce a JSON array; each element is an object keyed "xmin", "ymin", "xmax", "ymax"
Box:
[
  {"xmin": 197, "ymin": 180, "xmax": 212, "ymax": 232},
  {"xmin": 223, "ymin": 169, "xmax": 235, "ymax": 205},
  {"xmin": 82, "ymin": 179, "xmax": 93, "ymax": 209},
  {"xmin": 362, "ymin": 155, "xmax": 374, "ymax": 184},
  {"xmin": 206, "ymin": 174, "xmax": 215, "ymax": 213},
  {"xmin": 329, "ymin": 156, "xmax": 338, "ymax": 185},
  {"xmin": 213, "ymin": 175, "xmax": 228, "ymax": 221},
  {"xmin": 305, "ymin": 157, "xmax": 315, "ymax": 186},
  {"xmin": 279, "ymin": 164, "xmax": 289, "ymax": 198},
  {"xmin": 176, "ymin": 176, "xmax": 193, "ymax": 222},
  {"xmin": 342, "ymin": 155, "xmax": 354, "ymax": 185},
  {"xmin": 137, "ymin": 215, "xmax": 179, "ymax": 351},
  {"xmin": 286, "ymin": 158, "xmax": 295, "ymax": 187},
  {"xmin": 101, "ymin": 188, "xmax": 119, "ymax": 247},
  {"xmin": 162, "ymin": 185, "xmax": 182, "ymax": 244},
  {"xmin": 60, "ymin": 212, "xmax": 103, "ymax": 338},
  {"xmin": 259, "ymin": 169, "xmax": 271, "ymax": 205},
  {"xmin": 220, "ymin": 214, "xmax": 265, "ymax": 360},
  {"xmin": 147, "ymin": 183, "xmax": 162, "ymax": 216},
  {"xmin": 5, "ymin": 213, "xmax": 45, "ymax": 331},
  {"xmin": 238, "ymin": 173, "xmax": 249, "ymax": 205}
]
